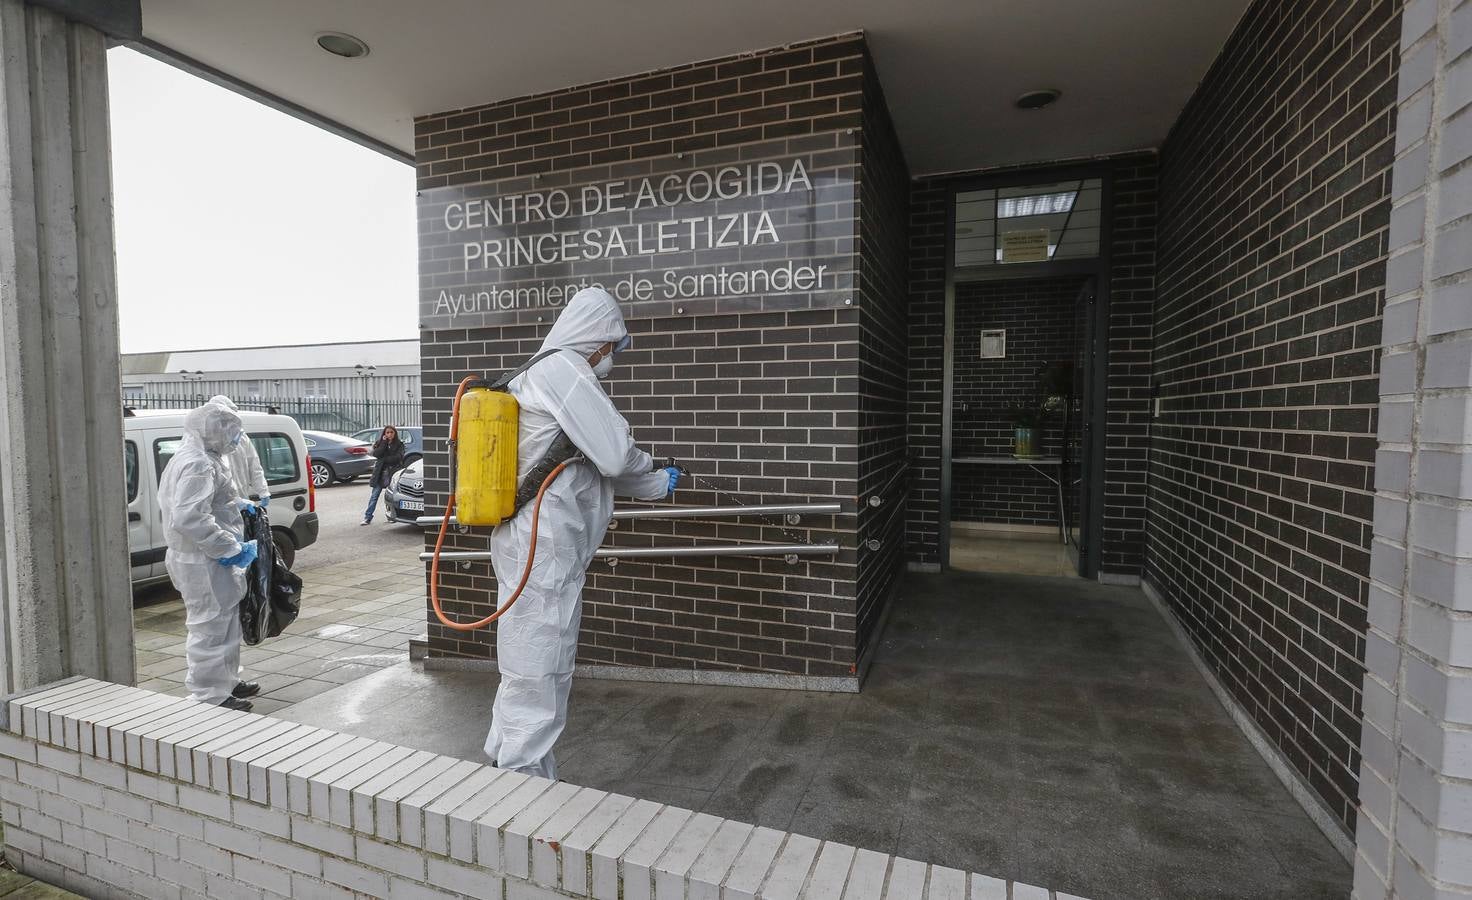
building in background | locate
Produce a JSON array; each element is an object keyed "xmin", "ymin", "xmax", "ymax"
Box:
[{"xmin": 120, "ymin": 338, "xmax": 419, "ymax": 433}]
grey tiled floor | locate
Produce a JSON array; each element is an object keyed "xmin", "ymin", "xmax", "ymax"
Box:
[
  {"xmin": 131, "ymin": 557, "xmax": 424, "ymax": 713},
  {"xmin": 275, "ymin": 570, "xmax": 1352, "ymax": 900}
]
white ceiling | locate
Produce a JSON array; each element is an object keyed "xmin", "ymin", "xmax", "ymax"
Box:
[{"xmin": 137, "ymin": 1, "xmax": 1248, "ymax": 175}]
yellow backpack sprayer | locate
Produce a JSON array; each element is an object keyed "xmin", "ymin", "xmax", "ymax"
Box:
[{"xmin": 429, "ymin": 349, "xmax": 579, "ymax": 631}]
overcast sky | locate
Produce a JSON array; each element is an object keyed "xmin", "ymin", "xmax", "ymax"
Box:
[{"xmin": 107, "ymin": 47, "xmax": 417, "ymax": 355}]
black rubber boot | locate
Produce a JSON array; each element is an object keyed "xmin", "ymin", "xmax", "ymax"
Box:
[
  {"xmin": 232, "ymin": 681, "xmax": 261, "ymax": 699},
  {"xmin": 219, "ymin": 696, "xmax": 253, "ymax": 712}
]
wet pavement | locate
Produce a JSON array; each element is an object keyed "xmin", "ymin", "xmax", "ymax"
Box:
[{"xmin": 272, "ymin": 569, "xmax": 1353, "ymax": 900}]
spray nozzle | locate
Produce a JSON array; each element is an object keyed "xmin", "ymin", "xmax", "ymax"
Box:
[{"xmin": 664, "ymin": 457, "xmax": 690, "ymax": 477}]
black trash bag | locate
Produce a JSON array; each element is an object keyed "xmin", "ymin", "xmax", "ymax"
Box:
[{"xmin": 239, "ymin": 507, "xmax": 303, "ymax": 646}]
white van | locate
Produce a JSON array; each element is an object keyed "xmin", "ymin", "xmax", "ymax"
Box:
[{"xmin": 124, "ymin": 409, "xmax": 319, "ymax": 588}]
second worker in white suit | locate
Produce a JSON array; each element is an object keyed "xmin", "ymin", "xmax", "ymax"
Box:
[
  {"xmin": 157, "ymin": 403, "xmax": 263, "ymax": 711},
  {"xmin": 485, "ymin": 287, "xmax": 680, "ymax": 780}
]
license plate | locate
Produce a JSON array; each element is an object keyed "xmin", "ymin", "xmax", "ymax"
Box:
[{"xmin": 401, "ymin": 499, "xmax": 424, "ymax": 512}]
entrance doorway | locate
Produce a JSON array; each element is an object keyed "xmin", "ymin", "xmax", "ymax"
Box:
[{"xmin": 940, "ymin": 172, "xmax": 1109, "ymax": 578}]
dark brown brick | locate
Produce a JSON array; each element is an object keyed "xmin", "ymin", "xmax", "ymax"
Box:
[
  {"xmin": 413, "ymin": 34, "xmax": 903, "ymax": 682},
  {"xmin": 1144, "ymin": 0, "xmax": 1396, "ymax": 835}
]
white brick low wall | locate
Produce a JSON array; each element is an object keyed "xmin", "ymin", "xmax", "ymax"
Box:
[{"xmin": 0, "ymin": 678, "xmax": 1087, "ymax": 900}]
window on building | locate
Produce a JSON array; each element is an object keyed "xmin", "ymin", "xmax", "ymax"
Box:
[
  {"xmin": 243, "ymin": 380, "xmax": 264, "ymax": 400},
  {"xmin": 302, "ymin": 378, "xmax": 329, "ymax": 399},
  {"xmin": 954, "ymin": 178, "xmax": 1103, "ymax": 268}
]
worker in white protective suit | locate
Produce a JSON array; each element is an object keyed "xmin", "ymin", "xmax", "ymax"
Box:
[
  {"xmin": 206, "ymin": 395, "xmax": 270, "ymax": 505},
  {"xmin": 157, "ymin": 403, "xmax": 263, "ymax": 711},
  {"xmin": 485, "ymin": 287, "xmax": 680, "ymax": 779}
]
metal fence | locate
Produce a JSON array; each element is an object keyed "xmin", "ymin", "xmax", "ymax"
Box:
[{"xmin": 122, "ymin": 395, "xmax": 422, "ymax": 436}]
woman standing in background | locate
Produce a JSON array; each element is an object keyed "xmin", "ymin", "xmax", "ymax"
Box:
[{"xmin": 361, "ymin": 425, "xmax": 406, "ymax": 525}]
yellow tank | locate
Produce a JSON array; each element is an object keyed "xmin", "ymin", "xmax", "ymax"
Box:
[{"xmin": 455, "ymin": 386, "xmax": 519, "ymax": 526}]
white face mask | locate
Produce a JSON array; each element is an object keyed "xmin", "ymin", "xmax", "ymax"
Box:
[{"xmin": 592, "ymin": 354, "xmax": 613, "ymax": 379}]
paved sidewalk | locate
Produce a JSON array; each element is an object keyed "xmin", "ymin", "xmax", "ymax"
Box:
[
  {"xmin": 0, "ymin": 824, "xmax": 83, "ymax": 898},
  {"xmin": 0, "ymin": 867, "xmax": 81, "ymax": 899},
  {"xmin": 132, "ymin": 556, "xmax": 424, "ymax": 713}
]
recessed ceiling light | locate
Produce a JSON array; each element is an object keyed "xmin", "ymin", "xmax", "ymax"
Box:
[
  {"xmin": 1015, "ymin": 89, "xmax": 1061, "ymax": 110},
  {"xmin": 316, "ymin": 32, "xmax": 369, "ymax": 59}
]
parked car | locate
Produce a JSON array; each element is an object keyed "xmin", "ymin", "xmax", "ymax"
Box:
[
  {"xmin": 125, "ymin": 408, "xmax": 319, "ymax": 586},
  {"xmin": 350, "ymin": 426, "xmax": 424, "ymax": 466},
  {"xmin": 382, "ymin": 458, "xmax": 425, "ymax": 524},
  {"xmin": 302, "ymin": 430, "xmax": 376, "ymax": 488}
]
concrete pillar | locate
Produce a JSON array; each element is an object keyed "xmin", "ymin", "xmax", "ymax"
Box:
[
  {"xmin": 1355, "ymin": 0, "xmax": 1472, "ymax": 897},
  {"xmin": 0, "ymin": 0, "xmax": 132, "ymax": 694}
]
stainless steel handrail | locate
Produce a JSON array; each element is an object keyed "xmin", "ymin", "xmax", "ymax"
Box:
[
  {"xmin": 419, "ymin": 542, "xmax": 840, "ymax": 562},
  {"xmin": 614, "ymin": 503, "xmax": 842, "ymax": 521},
  {"xmin": 862, "ymin": 489, "xmax": 907, "ymax": 541},
  {"xmin": 866, "ymin": 459, "xmax": 910, "ymax": 507},
  {"xmin": 418, "ymin": 502, "xmax": 844, "ymax": 529}
]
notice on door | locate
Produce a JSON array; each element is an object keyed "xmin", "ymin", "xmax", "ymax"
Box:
[{"xmin": 1000, "ymin": 228, "xmax": 1050, "ymax": 263}]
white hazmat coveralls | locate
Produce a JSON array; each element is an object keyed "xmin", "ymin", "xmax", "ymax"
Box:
[
  {"xmin": 207, "ymin": 395, "xmax": 270, "ymax": 502},
  {"xmin": 484, "ymin": 287, "xmax": 671, "ymax": 780},
  {"xmin": 158, "ymin": 404, "xmax": 250, "ymax": 705}
]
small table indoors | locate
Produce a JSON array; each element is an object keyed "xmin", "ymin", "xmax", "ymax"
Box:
[{"xmin": 951, "ymin": 456, "xmax": 1066, "ymax": 543}]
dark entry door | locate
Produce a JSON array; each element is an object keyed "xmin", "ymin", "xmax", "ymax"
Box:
[
  {"xmin": 941, "ymin": 170, "xmax": 1110, "ymax": 576},
  {"xmin": 1065, "ymin": 276, "xmax": 1097, "ymax": 576}
]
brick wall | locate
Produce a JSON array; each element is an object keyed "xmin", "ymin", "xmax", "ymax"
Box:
[
  {"xmin": 414, "ymin": 35, "xmax": 908, "ymax": 680},
  {"xmin": 1353, "ymin": 0, "xmax": 1472, "ymax": 893},
  {"xmin": 952, "ymin": 276, "xmax": 1083, "ymax": 527},
  {"xmin": 1148, "ymin": 0, "xmax": 1399, "ymax": 832},
  {"xmin": 904, "ymin": 181, "xmax": 947, "ymax": 564},
  {"xmin": 853, "ymin": 51, "xmax": 911, "ymax": 666},
  {"xmin": 1101, "ymin": 159, "xmax": 1159, "ymax": 575},
  {"xmin": 906, "ymin": 158, "xmax": 1157, "ymax": 570},
  {"xmin": 0, "ymin": 678, "xmax": 1067, "ymax": 900}
]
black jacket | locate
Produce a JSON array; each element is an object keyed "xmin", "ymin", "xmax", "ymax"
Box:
[{"xmin": 369, "ymin": 436, "xmax": 406, "ymax": 488}]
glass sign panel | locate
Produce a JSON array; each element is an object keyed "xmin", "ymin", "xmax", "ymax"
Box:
[{"xmin": 418, "ymin": 149, "xmax": 858, "ymax": 331}]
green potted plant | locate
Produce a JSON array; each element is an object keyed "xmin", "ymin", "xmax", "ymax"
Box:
[{"xmin": 1008, "ymin": 401, "xmax": 1046, "ymax": 458}]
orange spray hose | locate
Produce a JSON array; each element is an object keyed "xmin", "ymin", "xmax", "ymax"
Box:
[{"xmin": 429, "ymin": 375, "xmax": 567, "ymax": 631}]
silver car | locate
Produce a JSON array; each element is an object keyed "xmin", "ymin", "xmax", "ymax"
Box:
[
  {"xmin": 382, "ymin": 458, "xmax": 425, "ymax": 524},
  {"xmin": 302, "ymin": 430, "xmax": 376, "ymax": 488}
]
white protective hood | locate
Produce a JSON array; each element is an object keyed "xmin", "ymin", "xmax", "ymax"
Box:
[
  {"xmin": 207, "ymin": 394, "xmax": 269, "ymax": 498},
  {"xmin": 183, "ymin": 402, "xmax": 242, "ymax": 455},
  {"xmin": 538, "ymin": 288, "xmax": 628, "ymax": 358}
]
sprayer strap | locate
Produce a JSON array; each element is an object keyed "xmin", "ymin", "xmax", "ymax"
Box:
[
  {"xmin": 489, "ymin": 348, "xmax": 563, "ymax": 391},
  {"xmin": 512, "ymin": 431, "xmax": 580, "ymax": 513}
]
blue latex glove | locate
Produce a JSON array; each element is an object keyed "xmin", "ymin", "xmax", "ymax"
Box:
[
  {"xmin": 663, "ymin": 466, "xmax": 681, "ymax": 496},
  {"xmin": 258, "ymin": 495, "xmax": 270, "ymax": 508},
  {"xmin": 217, "ymin": 540, "xmax": 258, "ymax": 569},
  {"xmin": 236, "ymin": 498, "xmax": 257, "ymax": 514}
]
